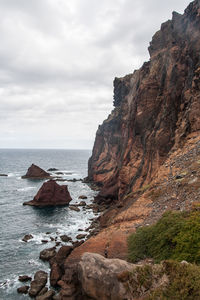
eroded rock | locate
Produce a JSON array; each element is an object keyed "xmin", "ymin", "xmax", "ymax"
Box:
[
  {"xmin": 22, "ymin": 234, "xmax": 33, "ymax": 242},
  {"xmin": 17, "ymin": 285, "xmax": 29, "ymax": 294},
  {"xmin": 40, "ymin": 247, "xmax": 57, "ymax": 261},
  {"xmin": 22, "ymin": 164, "xmax": 51, "ymax": 179},
  {"xmin": 29, "ymin": 270, "xmax": 48, "ymax": 297},
  {"xmin": 23, "ymin": 180, "xmax": 72, "ymax": 207}
]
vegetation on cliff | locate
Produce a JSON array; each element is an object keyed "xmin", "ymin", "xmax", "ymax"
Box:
[
  {"xmin": 128, "ymin": 209, "xmax": 200, "ymax": 264},
  {"xmin": 124, "ymin": 260, "xmax": 200, "ymax": 300}
]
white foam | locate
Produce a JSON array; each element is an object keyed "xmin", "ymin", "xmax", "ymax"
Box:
[
  {"xmin": 0, "ymin": 275, "xmax": 19, "ymax": 290},
  {"xmin": 17, "ymin": 187, "xmax": 36, "ymax": 192},
  {"xmin": 28, "ymin": 259, "xmax": 43, "ymax": 267},
  {"xmin": 7, "ymin": 173, "xmax": 15, "ymax": 177}
]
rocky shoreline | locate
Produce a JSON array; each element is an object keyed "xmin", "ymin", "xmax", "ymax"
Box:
[{"xmin": 17, "ymin": 199, "xmax": 103, "ymax": 299}]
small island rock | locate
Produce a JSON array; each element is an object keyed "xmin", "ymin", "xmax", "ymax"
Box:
[
  {"xmin": 22, "ymin": 234, "xmax": 33, "ymax": 242},
  {"xmin": 23, "ymin": 180, "xmax": 72, "ymax": 207},
  {"xmin": 18, "ymin": 275, "xmax": 32, "ymax": 282},
  {"xmin": 22, "ymin": 164, "xmax": 51, "ymax": 179}
]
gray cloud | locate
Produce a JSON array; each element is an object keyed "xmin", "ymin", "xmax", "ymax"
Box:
[{"xmin": 0, "ymin": 0, "xmax": 191, "ymax": 148}]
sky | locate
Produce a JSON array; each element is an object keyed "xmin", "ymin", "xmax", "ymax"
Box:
[{"xmin": 0, "ymin": 0, "xmax": 191, "ymax": 149}]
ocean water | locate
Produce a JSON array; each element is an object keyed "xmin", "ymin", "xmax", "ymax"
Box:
[{"xmin": 0, "ymin": 149, "xmax": 97, "ymax": 300}]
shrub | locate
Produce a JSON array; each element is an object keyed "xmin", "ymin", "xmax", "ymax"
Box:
[
  {"xmin": 147, "ymin": 260, "xmax": 200, "ymax": 300},
  {"xmin": 128, "ymin": 210, "xmax": 200, "ymax": 264}
]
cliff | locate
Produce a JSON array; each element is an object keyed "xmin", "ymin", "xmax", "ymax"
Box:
[
  {"xmin": 57, "ymin": 1, "xmax": 200, "ymax": 299},
  {"xmin": 88, "ymin": 0, "xmax": 200, "ymax": 203}
]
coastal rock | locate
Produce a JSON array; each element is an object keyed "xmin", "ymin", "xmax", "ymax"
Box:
[
  {"xmin": 40, "ymin": 247, "xmax": 57, "ymax": 261},
  {"xmin": 77, "ymin": 253, "xmax": 169, "ymax": 300},
  {"xmin": 38, "ymin": 287, "xmax": 48, "ymax": 296},
  {"xmin": 17, "ymin": 285, "xmax": 29, "ymax": 294},
  {"xmin": 23, "ymin": 180, "xmax": 72, "ymax": 207},
  {"xmin": 60, "ymin": 235, "xmax": 72, "ymax": 243},
  {"xmin": 29, "ymin": 270, "xmax": 48, "ymax": 297},
  {"xmin": 78, "ymin": 201, "xmax": 86, "ymax": 206},
  {"xmin": 50, "ymin": 263, "xmax": 62, "ymax": 286},
  {"xmin": 78, "ymin": 253, "xmax": 134, "ymax": 299},
  {"xmin": 47, "ymin": 168, "xmax": 58, "ymax": 171},
  {"xmin": 78, "ymin": 195, "xmax": 87, "ymax": 200},
  {"xmin": 22, "ymin": 164, "xmax": 51, "ymax": 179},
  {"xmin": 69, "ymin": 205, "xmax": 80, "ymax": 212},
  {"xmin": 76, "ymin": 234, "xmax": 86, "ymax": 240},
  {"xmin": 22, "ymin": 234, "xmax": 33, "ymax": 242},
  {"xmin": 49, "ymin": 246, "xmax": 73, "ymax": 286},
  {"xmin": 36, "ymin": 290, "xmax": 55, "ymax": 300},
  {"xmin": 18, "ymin": 275, "xmax": 32, "ymax": 282},
  {"xmin": 53, "ymin": 246, "xmax": 73, "ymax": 265}
]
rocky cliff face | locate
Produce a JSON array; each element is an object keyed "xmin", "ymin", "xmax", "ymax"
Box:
[{"xmin": 88, "ymin": 0, "xmax": 200, "ymax": 203}]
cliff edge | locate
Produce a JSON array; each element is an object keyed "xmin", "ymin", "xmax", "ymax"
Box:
[{"xmin": 88, "ymin": 0, "xmax": 200, "ymax": 204}]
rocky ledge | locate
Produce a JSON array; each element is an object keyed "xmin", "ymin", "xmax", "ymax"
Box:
[{"xmin": 23, "ymin": 180, "xmax": 72, "ymax": 207}]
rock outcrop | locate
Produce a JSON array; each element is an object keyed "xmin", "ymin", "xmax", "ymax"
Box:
[
  {"xmin": 22, "ymin": 164, "xmax": 51, "ymax": 179},
  {"xmin": 78, "ymin": 253, "xmax": 135, "ymax": 300},
  {"xmin": 23, "ymin": 180, "xmax": 72, "ymax": 207},
  {"xmin": 88, "ymin": 0, "xmax": 200, "ymax": 203},
  {"xmin": 29, "ymin": 271, "xmax": 48, "ymax": 297}
]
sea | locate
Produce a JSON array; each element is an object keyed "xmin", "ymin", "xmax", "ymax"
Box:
[{"xmin": 0, "ymin": 149, "xmax": 97, "ymax": 300}]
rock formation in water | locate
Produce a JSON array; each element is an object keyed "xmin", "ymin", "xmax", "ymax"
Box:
[
  {"xmin": 23, "ymin": 180, "xmax": 72, "ymax": 207},
  {"xmin": 88, "ymin": 0, "xmax": 200, "ymax": 204},
  {"xmin": 22, "ymin": 164, "xmax": 51, "ymax": 179}
]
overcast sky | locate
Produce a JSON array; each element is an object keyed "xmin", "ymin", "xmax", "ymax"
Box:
[{"xmin": 0, "ymin": 0, "xmax": 191, "ymax": 149}]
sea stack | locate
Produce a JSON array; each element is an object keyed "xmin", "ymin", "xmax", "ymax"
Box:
[
  {"xmin": 22, "ymin": 164, "xmax": 51, "ymax": 179},
  {"xmin": 23, "ymin": 180, "xmax": 72, "ymax": 207}
]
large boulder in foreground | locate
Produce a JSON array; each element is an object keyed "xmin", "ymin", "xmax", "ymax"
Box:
[
  {"xmin": 22, "ymin": 164, "xmax": 51, "ymax": 179},
  {"xmin": 77, "ymin": 253, "xmax": 168, "ymax": 300},
  {"xmin": 23, "ymin": 180, "xmax": 72, "ymax": 207}
]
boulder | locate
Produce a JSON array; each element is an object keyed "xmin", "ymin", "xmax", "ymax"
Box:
[
  {"xmin": 51, "ymin": 245, "xmax": 73, "ymax": 265},
  {"xmin": 78, "ymin": 195, "xmax": 87, "ymax": 200},
  {"xmin": 77, "ymin": 253, "xmax": 141, "ymax": 300},
  {"xmin": 36, "ymin": 290, "xmax": 55, "ymax": 300},
  {"xmin": 29, "ymin": 270, "xmax": 48, "ymax": 297},
  {"xmin": 76, "ymin": 234, "xmax": 86, "ymax": 240},
  {"xmin": 18, "ymin": 275, "xmax": 32, "ymax": 282},
  {"xmin": 23, "ymin": 180, "xmax": 72, "ymax": 207},
  {"xmin": 22, "ymin": 234, "xmax": 33, "ymax": 242},
  {"xmin": 22, "ymin": 164, "xmax": 51, "ymax": 179},
  {"xmin": 50, "ymin": 263, "xmax": 62, "ymax": 286},
  {"xmin": 78, "ymin": 201, "xmax": 87, "ymax": 206},
  {"xmin": 60, "ymin": 235, "xmax": 72, "ymax": 243},
  {"xmin": 69, "ymin": 205, "xmax": 80, "ymax": 212},
  {"xmin": 47, "ymin": 168, "xmax": 58, "ymax": 171},
  {"xmin": 17, "ymin": 285, "xmax": 29, "ymax": 294},
  {"xmin": 38, "ymin": 287, "xmax": 48, "ymax": 296},
  {"xmin": 40, "ymin": 247, "xmax": 57, "ymax": 261}
]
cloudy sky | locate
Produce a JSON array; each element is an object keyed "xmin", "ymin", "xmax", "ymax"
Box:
[{"xmin": 0, "ymin": 0, "xmax": 190, "ymax": 149}]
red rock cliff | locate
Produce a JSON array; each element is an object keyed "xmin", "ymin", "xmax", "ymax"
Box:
[{"xmin": 88, "ymin": 0, "xmax": 200, "ymax": 203}]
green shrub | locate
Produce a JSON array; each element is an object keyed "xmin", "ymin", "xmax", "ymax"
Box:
[
  {"xmin": 128, "ymin": 210, "xmax": 200, "ymax": 264},
  {"xmin": 172, "ymin": 212, "xmax": 200, "ymax": 263},
  {"xmin": 147, "ymin": 260, "xmax": 200, "ymax": 300}
]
